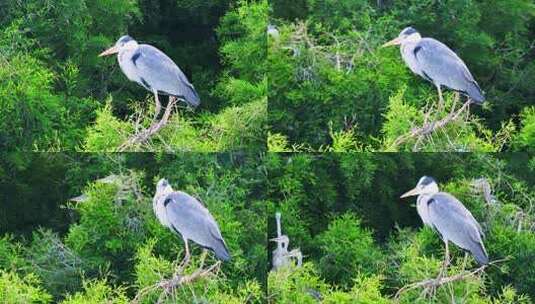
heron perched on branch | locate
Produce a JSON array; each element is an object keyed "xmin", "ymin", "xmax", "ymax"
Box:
[
  {"xmin": 99, "ymin": 36, "xmax": 200, "ymax": 121},
  {"xmin": 400, "ymin": 176, "xmax": 488, "ymax": 277},
  {"xmin": 153, "ymin": 179, "xmax": 230, "ymax": 265},
  {"xmin": 383, "ymin": 27, "xmax": 485, "ymax": 108}
]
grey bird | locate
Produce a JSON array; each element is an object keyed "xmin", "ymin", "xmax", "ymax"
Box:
[
  {"xmin": 99, "ymin": 35, "xmax": 200, "ymax": 119},
  {"xmin": 153, "ymin": 179, "xmax": 230, "ymax": 263},
  {"xmin": 383, "ymin": 27, "xmax": 485, "ymax": 106},
  {"xmin": 400, "ymin": 176, "xmax": 488, "ymax": 266},
  {"xmin": 270, "ymin": 212, "xmax": 302, "ymax": 271}
]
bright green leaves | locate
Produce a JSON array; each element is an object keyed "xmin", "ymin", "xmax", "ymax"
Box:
[
  {"xmin": 0, "ymin": 271, "xmax": 52, "ymax": 304},
  {"xmin": 316, "ymin": 214, "xmax": 384, "ymax": 287}
]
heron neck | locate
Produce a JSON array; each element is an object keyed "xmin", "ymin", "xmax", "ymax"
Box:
[{"xmin": 153, "ymin": 189, "xmax": 173, "ymax": 206}]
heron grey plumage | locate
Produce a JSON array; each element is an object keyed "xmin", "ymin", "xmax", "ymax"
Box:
[
  {"xmin": 267, "ymin": 24, "xmax": 280, "ymax": 41},
  {"xmin": 401, "ymin": 176, "xmax": 488, "ymax": 266},
  {"xmin": 153, "ymin": 179, "xmax": 230, "ymax": 262},
  {"xmin": 99, "ymin": 35, "xmax": 200, "ymax": 119},
  {"xmin": 270, "ymin": 212, "xmax": 302, "ymax": 271},
  {"xmin": 383, "ymin": 27, "xmax": 485, "ymax": 106}
]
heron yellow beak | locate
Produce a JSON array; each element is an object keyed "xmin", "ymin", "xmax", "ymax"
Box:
[
  {"xmin": 382, "ymin": 37, "xmax": 403, "ymax": 48},
  {"xmin": 98, "ymin": 46, "xmax": 119, "ymax": 57},
  {"xmin": 400, "ymin": 187, "xmax": 420, "ymax": 198}
]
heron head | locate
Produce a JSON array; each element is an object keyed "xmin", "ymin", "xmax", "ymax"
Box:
[
  {"xmin": 156, "ymin": 178, "xmax": 173, "ymax": 196},
  {"xmin": 400, "ymin": 176, "xmax": 439, "ymax": 198},
  {"xmin": 99, "ymin": 35, "xmax": 138, "ymax": 57},
  {"xmin": 269, "ymin": 235, "xmax": 290, "ymax": 247},
  {"xmin": 382, "ymin": 26, "xmax": 421, "ymax": 48}
]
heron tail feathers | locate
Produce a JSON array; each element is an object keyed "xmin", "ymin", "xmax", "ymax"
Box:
[
  {"xmin": 184, "ymin": 86, "xmax": 201, "ymax": 108},
  {"xmin": 212, "ymin": 239, "xmax": 231, "ymax": 262}
]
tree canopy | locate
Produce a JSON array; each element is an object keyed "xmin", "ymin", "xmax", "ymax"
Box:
[
  {"xmin": 1, "ymin": 152, "xmax": 534, "ymax": 302},
  {"xmin": 268, "ymin": 0, "xmax": 535, "ymax": 152},
  {"xmin": 0, "ymin": 0, "xmax": 267, "ymax": 152}
]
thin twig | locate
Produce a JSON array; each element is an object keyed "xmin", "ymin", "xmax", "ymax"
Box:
[
  {"xmin": 132, "ymin": 261, "xmax": 221, "ymax": 304},
  {"xmin": 394, "ymin": 258, "xmax": 508, "ymax": 300},
  {"xmin": 393, "ymin": 99, "xmax": 471, "ymax": 149},
  {"xmin": 118, "ymin": 97, "xmax": 178, "ymax": 151}
]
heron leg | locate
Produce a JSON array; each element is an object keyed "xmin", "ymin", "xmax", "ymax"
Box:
[
  {"xmin": 426, "ymin": 240, "xmax": 449, "ymax": 297},
  {"xmin": 436, "ymin": 85, "xmax": 444, "ymax": 112},
  {"xmin": 465, "ymin": 99, "xmax": 472, "ymax": 120},
  {"xmin": 199, "ymin": 249, "xmax": 208, "ymax": 269},
  {"xmin": 450, "ymin": 93, "xmax": 460, "ymax": 115},
  {"xmin": 180, "ymin": 237, "xmax": 190, "ymax": 268},
  {"xmin": 437, "ymin": 240, "xmax": 450, "ymax": 281},
  {"xmin": 153, "ymin": 89, "xmax": 162, "ymax": 121}
]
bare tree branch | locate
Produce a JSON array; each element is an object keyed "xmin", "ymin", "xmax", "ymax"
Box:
[
  {"xmin": 394, "ymin": 258, "xmax": 508, "ymax": 301},
  {"xmin": 132, "ymin": 261, "xmax": 221, "ymax": 304},
  {"xmin": 118, "ymin": 97, "xmax": 178, "ymax": 151},
  {"xmin": 392, "ymin": 98, "xmax": 472, "ymax": 150}
]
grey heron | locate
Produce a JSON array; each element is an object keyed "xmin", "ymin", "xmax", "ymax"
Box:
[
  {"xmin": 153, "ymin": 179, "xmax": 230, "ymax": 264},
  {"xmin": 270, "ymin": 212, "xmax": 302, "ymax": 271},
  {"xmin": 400, "ymin": 176, "xmax": 489, "ymax": 271},
  {"xmin": 99, "ymin": 35, "xmax": 200, "ymax": 120},
  {"xmin": 383, "ymin": 27, "xmax": 485, "ymax": 107}
]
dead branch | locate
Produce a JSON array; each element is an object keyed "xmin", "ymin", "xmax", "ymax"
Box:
[
  {"xmin": 132, "ymin": 261, "xmax": 221, "ymax": 304},
  {"xmin": 118, "ymin": 97, "xmax": 178, "ymax": 151},
  {"xmin": 471, "ymin": 178, "xmax": 496, "ymax": 207},
  {"xmin": 394, "ymin": 258, "xmax": 508, "ymax": 301},
  {"xmin": 392, "ymin": 98, "xmax": 471, "ymax": 150}
]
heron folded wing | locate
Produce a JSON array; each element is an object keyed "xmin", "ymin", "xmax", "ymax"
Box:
[
  {"xmin": 164, "ymin": 192, "xmax": 228, "ymax": 257},
  {"xmin": 135, "ymin": 45, "xmax": 200, "ymax": 106},
  {"xmin": 414, "ymin": 38, "xmax": 476, "ymax": 92},
  {"xmin": 428, "ymin": 193, "xmax": 485, "ymax": 248}
]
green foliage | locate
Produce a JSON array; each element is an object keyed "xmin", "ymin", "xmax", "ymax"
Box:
[
  {"xmin": 0, "ymin": 235, "xmax": 27, "ymax": 271},
  {"xmin": 133, "ymin": 239, "xmax": 173, "ymax": 292},
  {"xmin": 0, "ymin": 53, "xmax": 73, "ymax": 150},
  {"xmin": 269, "ymin": 0, "xmax": 535, "ymax": 151},
  {"xmin": 380, "ymin": 90, "xmax": 512, "ymax": 152},
  {"xmin": 60, "ymin": 280, "xmax": 129, "ymax": 304},
  {"xmin": 83, "ymin": 101, "xmax": 132, "ymax": 152},
  {"xmin": 268, "ymin": 153, "xmax": 535, "ymax": 302},
  {"xmin": 133, "ymin": 238, "xmax": 264, "ymax": 304},
  {"xmin": 268, "ymin": 263, "xmax": 330, "ymax": 303},
  {"xmin": 65, "ymin": 174, "xmax": 148, "ymax": 283},
  {"xmin": 267, "ymin": 132, "xmax": 292, "ymax": 152},
  {"xmin": 0, "ymin": 0, "xmax": 266, "ymax": 152},
  {"xmin": 316, "ymin": 214, "xmax": 384, "ymax": 287},
  {"xmin": 81, "ymin": 0, "xmax": 268, "ymax": 152},
  {"xmin": 2, "ymin": 153, "xmax": 535, "ymax": 302},
  {"xmin": 268, "ymin": 262, "xmax": 392, "ymax": 303},
  {"xmin": 0, "ymin": 153, "xmax": 268, "ymax": 302},
  {"xmin": 514, "ymin": 106, "xmax": 535, "ymax": 151},
  {"xmin": 26, "ymin": 230, "xmax": 86, "ymax": 299},
  {"xmin": 0, "ymin": 270, "xmax": 52, "ymax": 304}
]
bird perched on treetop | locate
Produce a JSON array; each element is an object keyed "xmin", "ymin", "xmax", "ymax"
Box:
[
  {"xmin": 99, "ymin": 35, "xmax": 200, "ymax": 120},
  {"xmin": 152, "ymin": 179, "xmax": 230, "ymax": 263},
  {"xmin": 400, "ymin": 176, "xmax": 489, "ymax": 267},
  {"xmin": 382, "ymin": 27, "xmax": 485, "ymax": 107}
]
